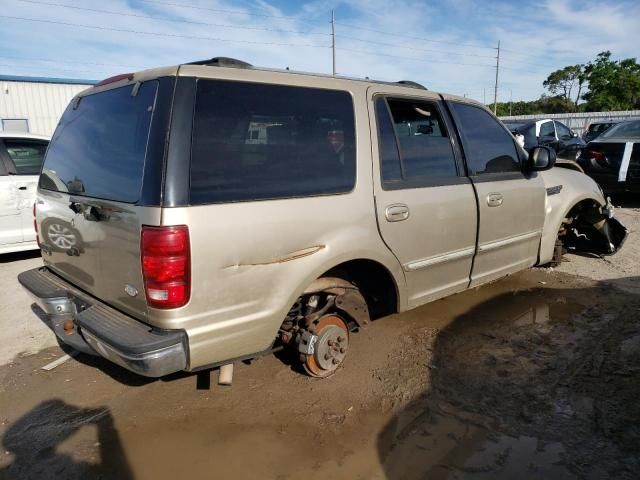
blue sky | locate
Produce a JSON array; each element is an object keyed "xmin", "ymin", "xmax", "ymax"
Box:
[{"xmin": 0, "ymin": 0, "xmax": 638, "ymax": 102}]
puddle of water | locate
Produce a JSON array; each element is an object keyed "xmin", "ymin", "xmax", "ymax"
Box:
[
  {"xmin": 513, "ymin": 304, "xmax": 551, "ymax": 327},
  {"xmin": 621, "ymin": 335, "xmax": 640, "ymax": 356},
  {"xmin": 381, "ymin": 406, "xmax": 574, "ymax": 480}
]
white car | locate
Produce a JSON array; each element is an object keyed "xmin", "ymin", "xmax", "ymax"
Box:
[{"xmin": 0, "ymin": 132, "xmax": 49, "ymax": 254}]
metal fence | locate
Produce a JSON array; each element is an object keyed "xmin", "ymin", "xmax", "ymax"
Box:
[{"xmin": 499, "ymin": 110, "xmax": 640, "ymax": 135}]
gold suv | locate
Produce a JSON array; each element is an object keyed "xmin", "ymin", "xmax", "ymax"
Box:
[{"xmin": 19, "ymin": 58, "xmax": 626, "ymax": 378}]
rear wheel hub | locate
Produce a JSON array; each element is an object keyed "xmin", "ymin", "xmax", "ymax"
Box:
[{"xmin": 303, "ymin": 314, "xmax": 349, "ymax": 378}]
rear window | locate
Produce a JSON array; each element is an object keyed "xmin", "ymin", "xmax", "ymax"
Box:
[
  {"xmin": 190, "ymin": 80, "xmax": 356, "ymax": 204},
  {"xmin": 39, "ymin": 82, "xmax": 158, "ymax": 203},
  {"xmin": 599, "ymin": 121, "xmax": 640, "ymax": 140},
  {"xmin": 4, "ymin": 140, "xmax": 48, "ymax": 174}
]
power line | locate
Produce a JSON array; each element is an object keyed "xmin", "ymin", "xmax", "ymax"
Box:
[
  {"xmin": 338, "ymin": 33, "xmax": 497, "ymax": 59},
  {"xmin": 0, "ymin": 15, "xmax": 331, "ymax": 48},
  {"xmin": 334, "ymin": 21, "xmax": 497, "ymax": 50},
  {"xmin": 139, "ymin": 0, "xmax": 320, "ymax": 25},
  {"xmin": 336, "ymin": 47, "xmax": 496, "ymax": 68},
  {"xmin": 0, "ymin": 63, "xmax": 106, "ymax": 75},
  {"xmin": 0, "ymin": 54, "xmax": 139, "ymax": 69},
  {"xmin": 13, "ymin": 0, "xmax": 330, "ymax": 36}
]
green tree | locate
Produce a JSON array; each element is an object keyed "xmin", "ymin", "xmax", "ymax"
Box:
[
  {"xmin": 543, "ymin": 65, "xmax": 585, "ymax": 106},
  {"xmin": 582, "ymin": 51, "xmax": 640, "ymax": 111},
  {"xmin": 493, "ymin": 95, "xmax": 576, "ymax": 117}
]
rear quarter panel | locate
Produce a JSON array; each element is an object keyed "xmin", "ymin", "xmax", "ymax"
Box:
[{"xmin": 149, "ymin": 74, "xmax": 406, "ymax": 369}]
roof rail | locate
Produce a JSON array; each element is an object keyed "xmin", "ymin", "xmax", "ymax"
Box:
[
  {"xmin": 186, "ymin": 57, "xmax": 253, "ymax": 68},
  {"xmin": 396, "ymin": 80, "xmax": 427, "ymax": 90}
]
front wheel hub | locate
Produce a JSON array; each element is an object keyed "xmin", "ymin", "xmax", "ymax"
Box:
[{"xmin": 303, "ymin": 314, "xmax": 349, "ymax": 378}]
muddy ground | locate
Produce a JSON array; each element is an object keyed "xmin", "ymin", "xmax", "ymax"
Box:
[{"xmin": 0, "ymin": 205, "xmax": 639, "ymax": 480}]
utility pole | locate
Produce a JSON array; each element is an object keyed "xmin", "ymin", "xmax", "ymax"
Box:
[
  {"xmin": 493, "ymin": 40, "xmax": 500, "ymax": 114},
  {"xmin": 331, "ymin": 9, "xmax": 336, "ymax": 76},
  {"xmin": 509, "ymin": 89, "xmax": 513, "ymax": 116},
  {"xmin": 483, "ymin": 87, "xmax": 486, "ymax": 105}
]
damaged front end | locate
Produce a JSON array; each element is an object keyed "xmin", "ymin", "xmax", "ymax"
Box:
[{"xmin": 560, "ymin": 198, "xmax": 628, "ymax": 257}]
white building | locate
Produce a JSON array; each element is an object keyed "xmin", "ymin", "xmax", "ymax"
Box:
[{"xmin": 0, "ymin": 75, "xmax": 96, "ymax": 137}]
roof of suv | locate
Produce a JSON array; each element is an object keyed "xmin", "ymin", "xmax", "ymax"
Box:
[{"xmin": 86, "ymin": 57, "xmax": 480, "ymax": 107}]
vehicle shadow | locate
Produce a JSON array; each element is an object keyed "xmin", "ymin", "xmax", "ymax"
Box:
[
  {"xmin": 0, "ymin": 250, "xmax": 41, "ymax": 264},
  {"xmin": 611, "ymin": 193, "xmax": 640, "ymax": 209},
  {"xmin": 377, "ymin": 276, "xmax": 640, "ymax": 479},
  {"xmin": 0, "ymin": 399, "xmax": 133, "ymax": 480}
]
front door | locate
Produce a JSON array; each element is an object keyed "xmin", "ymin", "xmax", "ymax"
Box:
[
  {"xmin": 369, "ymin": 89, "xmax": 477, "ymax": 308},
  {"xmin": 447, "ymin": 100, "xmax": 546, "ymax": 287},
  {"xmin": 538, "ymin": 120, "xmax": 558, "ymax": 150}
]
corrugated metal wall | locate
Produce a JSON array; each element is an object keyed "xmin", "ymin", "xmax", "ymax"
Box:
[
  {"xmin": 500, "ymin": 110, "xmax": 640, "ymax": 135},
  {"xmin": 0, "ymin": 80, "xmax": 91, "ymax": 136}
]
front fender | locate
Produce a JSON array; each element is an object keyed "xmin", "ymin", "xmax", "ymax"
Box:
[{"xmin": 537, "ymin": 168, "xmax": 625, "ymax": 264}]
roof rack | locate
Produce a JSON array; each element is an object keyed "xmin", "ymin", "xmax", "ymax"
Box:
[
  {"xmin": 396, "ymin": 80, "xmax": 427, "ymax": 90},
  {"xmin": 187, "ymin": 57, "xmax": 253, "ymax": 69},
  {"xmin": 183, "ymin": 58, "xmax": 430, "ymax": 92}
]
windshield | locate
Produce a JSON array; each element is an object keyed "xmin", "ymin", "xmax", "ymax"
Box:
[
  {"xmin": 598, "ymin": 120, "xmax": 640, "ymax": 140},
  {"xmin": 39, "ymin": 81, "xmax": 158, "ymax": 203}
]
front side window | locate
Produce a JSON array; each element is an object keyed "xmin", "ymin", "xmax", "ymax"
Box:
[
  {"xmin": 4, "ymin": 140, "xmax": 47, "ymax": 175},
  {"xmin": 376, "ymin": 96, "xmax": 457, "ymax": 187},
  {"xmin": 190, "ymin": 80, "xmax": 355, "ymax": 204},
  {"xmin": 450, "ymin": 102, "xmax": 520, "ymax": 175}
]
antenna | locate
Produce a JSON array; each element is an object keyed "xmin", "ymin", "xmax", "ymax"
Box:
[
  {"xmin": 331, "ymin": 9, "xmax": 336, "ymax": 75},
  {"xmin": 493, "ymin": 40, "xmax": 500, "ymax": 114}
]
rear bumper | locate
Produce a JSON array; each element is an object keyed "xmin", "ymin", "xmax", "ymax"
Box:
[{"xmin": 18, "ymin": 267, "xmax": 188, "ymax": 378}]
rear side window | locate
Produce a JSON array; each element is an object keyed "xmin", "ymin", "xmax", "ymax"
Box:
[
  {"xmin": 190, "ymin": 80, "xmax": 356, "ymax": 204},
  {"xmin": 450, "ymin": 102, "xmax": 520, "ymax": 175},
  {"xmin": 539, "ymin": 121, "xmax": 555, "ymax": 138},
  {"xmin": 39, "ymin": 82, "xmax": 158, "ymax": 203},
  {"xmin": 376, "ymin": 96, "xmax": 457, "ymax": 188},
  {"xmin": 4, "ymin": 140, "xmax": 47, "ymax": 174}
]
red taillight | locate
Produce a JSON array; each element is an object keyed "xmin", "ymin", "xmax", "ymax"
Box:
[
  {"xmin": 584, "ymin": 148, "xmax": 604, "ymax": 160},
  {"xmin": 141, "ymin": 225, "xmax": 190, "ymax": 309},
  {"xmin": 33, "ymin": 203, "xmax": 40, "ymax": 248}
]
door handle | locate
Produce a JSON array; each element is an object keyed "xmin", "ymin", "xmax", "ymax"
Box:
[
  {"xmin": 18, "ymin": 186, "xmax": 28, "ymax": 190},
  {"xmin": 487, "ymin": 193, "xmax": 503, "ymax": 207},
  {"xmin": 385, "ymin": 204, "xmax": 410, "ymax": 222}
]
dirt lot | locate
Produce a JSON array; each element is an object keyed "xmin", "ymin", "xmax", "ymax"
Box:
[{"xmin": 0, "ymin": 205, "xmax": 638, "ymax": 480}]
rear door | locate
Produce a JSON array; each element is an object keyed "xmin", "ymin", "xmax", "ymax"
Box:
[
  {"xmin": 37, "ymin": 79, "xmax": 171, "ymax": 319},
  {"xmin": 538, "ymin": 120, "xmax": 558, "ymax": 150},
  {"xmin": 447, "ymin": 100, "xmax": 545, "ymax": 287},
  {"xmin": 2, "ymin": 138, "xmax": 48, "ymax": 243},
  {"xmin": 369, "ymin": 89, "xmax": 477, "ymax": 308}
]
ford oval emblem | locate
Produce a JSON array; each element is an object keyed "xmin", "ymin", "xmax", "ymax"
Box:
[{"xmin": 124, "ymin": 284, "xmax": 138, "ymax": 297}]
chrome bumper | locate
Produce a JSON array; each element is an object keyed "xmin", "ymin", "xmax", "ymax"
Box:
[{"xmin": 19, "ymin": 267, "xmax": 187, "ymax": 378}]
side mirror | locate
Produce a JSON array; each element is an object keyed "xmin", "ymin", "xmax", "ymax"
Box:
[{"xmin": 528, "ymin": 146, "xmax": 556, "ymax": 171}]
